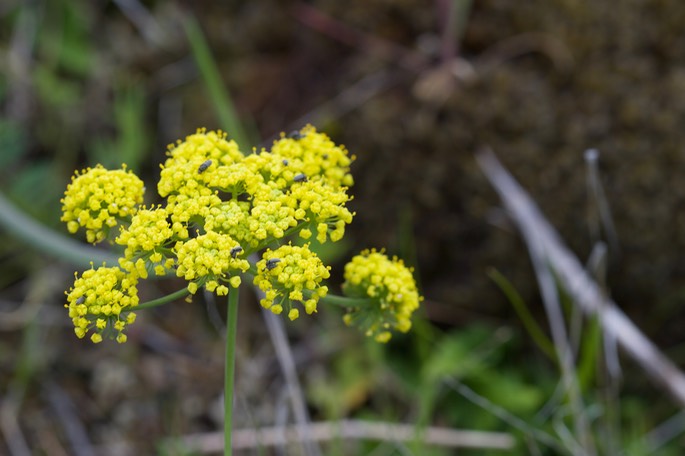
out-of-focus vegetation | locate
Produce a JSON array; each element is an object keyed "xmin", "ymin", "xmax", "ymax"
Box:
[{"xmin": 1, "ymin": 0, "xmax": 685, "ymax": 454}]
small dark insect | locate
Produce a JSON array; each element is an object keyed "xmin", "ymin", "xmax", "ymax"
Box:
[
  {"xmin": 287, "ymin": 130, "xmax": 304, "ymax": 140},
  {"xmin": 265, "ymin": 258, "xmax": 281, "ymax": 270},
  {"xmin": 322, "ymin": 154, "xmax": 329, "ymax": 160},
  {"xmin": 198, "ymin": 159, "xmax": 212, "ymax": 173},
  {"xmin": 282, "ymin": 159, "xmax": 289, "ymax": 166},
  {"xmin": 293, "ymin": 173, "xmax": 307, "ymax": 183},
  {"xmin": 76, "ymin": 296, "xmax": 85, "ymax": 304},
  {"xmin": 230, "ymin": 246, "xmax": 243, "ymax": 258}
]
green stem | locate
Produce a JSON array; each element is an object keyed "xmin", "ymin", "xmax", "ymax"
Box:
[
  {"xmin": 0, "ymin": 192, "xmax": 119, "ymax": 268},
  {"xmin": 130, "ymin": 288, "xmax": 190, "ymax": 311},
  {"xmin": 319, "ymin": 293, "xmax": 376, "ymax": 308},
  {"xmin": 224, "ymin": 286, "xmax": 240, "ymax": 455}
]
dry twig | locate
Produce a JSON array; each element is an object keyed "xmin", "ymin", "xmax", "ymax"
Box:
[
  {"xmin": 173, "ymin": 419, "xmax": 514, "ymax": 453},
  {"xmin": 476, "ymin": 148, "xmax": 685, "ymax": 408}
]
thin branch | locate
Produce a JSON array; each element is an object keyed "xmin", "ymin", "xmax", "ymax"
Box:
[
  {"xmin": 172, "ymin": 420, "xmax": 515, "ymax": 453},
  {"xmin": 644, "ymin": 410, "xmax": 685, "ymax": 453},
  {"xmin": 522, "ymin": 220, "xmax": 595, "ymax": 455},
  {"xmin": 475, "ymin": 148, "xmax": 685, "ymax": 408},
  {"xmin": 260, "ymin": 307, "xmax": 322, "ymax": 456},
  {"xmin": 0, "ymin": 398, "xmax": 31, "ymax": 456},
  {"xmin": 44, "ymin": 382, "xmax": 95, "ymax": 456}
]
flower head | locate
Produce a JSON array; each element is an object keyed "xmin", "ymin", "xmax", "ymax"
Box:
[
  {"xmin": 116, "ymin": 206, "xmax": 175, "ymax": 278},
  {"xmin": 65, "ymin": 265, "xmax": 139, "ymax": 343},
  {"xmin": 175, "ymin": 231, "xmax": 249, "ymax": 295},
  {"xmin": 61, "ymin": 165, "xmax": 144, "ymax": 243},
  {"xmin": 253, "ymin": 244, "xmax": 330, "ymax": 318},
  {"xmin": 158, "ymin": 129, "xmax": 246, "ymax": 239},
  {"xmin": 270, "ymin": 125, "xmax": 354, "ymax": 189},
  {"xmin": 288, "ymin": 179, "xmax": 354, "ymax": 243},
  {"xmin": 158, "ymin": 129, "xmax": 245, "ymax": 198},
  {"xmin": 342, "ymin": 249, "xmax": 422, "ymax": 342}
]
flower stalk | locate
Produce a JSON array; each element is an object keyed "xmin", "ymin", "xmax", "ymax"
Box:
[{"xmin": 224, "ymin": 287, "xmax": 239, "ymax": 456}]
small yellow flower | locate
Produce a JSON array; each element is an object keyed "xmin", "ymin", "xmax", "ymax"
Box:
[
  {"xmin": 216, "ymin": 285, "xmax": 229, "ymax": 296},
  {"xmin": 175, "ymin": 231, "xmax": 249, "ymax": 295},
  {"xmin": 342, "ymin": 249, "xmax": 422, "ymax": 342},
  {"xmin": 116, "ymin": 206, "xmax": 174, "ymax": 277},
  {"xmin": 205, "ymin": 200, "xmax": 254, "ymax": 246},
  {"xmin": 288, "ymin": 308, "xmax": 300, "ymax": 320},
  {"xmin": 158, "ymin": 129, "xmax": 245, "ymax": 198},
  {"xmin": 287, "ymin": 180, "xmax": 353, "ymax": 243},
  {"xmin": 253, "ymin": 244, "xmax": 330, "ymax": 318},
  {"xmin": 247, "ymin": 194, "xmax": 298, "ymax": 242},
  {"xmin": 65, "ymin": 265, "xmax": 139, "ymax": 343},
  {"xmin": 158, "ymin": 129, "xmax": 248, "ymax": 240},
  {"xmin": 270, "ymin": 125, "xmax": 354, "ymax": 189},
  {"xmin": 61, "ymin": 165, "xmax": 144, "ymax": 243}
]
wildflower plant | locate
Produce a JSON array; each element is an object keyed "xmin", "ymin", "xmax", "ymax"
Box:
[{"xmin": 61, "ymin": 125, "xmax": 422, "ymax": 455}]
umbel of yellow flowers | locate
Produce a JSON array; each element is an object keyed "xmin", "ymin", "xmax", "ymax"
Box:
[{"xmin": 61, "ymin": 126, "xmax": 421, "ymax": 344}]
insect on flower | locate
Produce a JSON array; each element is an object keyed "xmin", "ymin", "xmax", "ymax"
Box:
[
  {"xmin": 265, "ymin": 258, "xmax": 281, "ymax": 270},
  {"xmin": 197, "ymin": 159, "xmax": 212, "ymax": 174},
  {"xmin": 230, "ymin": 246, "xmax": 243, "ymax": 258},
  {"xmin": 293, "ymin": 173, "xmax": 307, "ymax": 183},
  {"xmin": 287, "ymin": 130, "xmax": 304, "ymax": 140},
  {"xmin": 76, "ymin": 296, "xmax": 85, "ymax": 304}
]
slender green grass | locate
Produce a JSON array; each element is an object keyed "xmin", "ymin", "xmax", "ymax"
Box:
[
  {"xmin": 488, "ymin": 268, "xmax": 556, "ymax": 360},
  {"xmin": 183, "ymin": 15, "xmax": 252, "ymax": 151}
]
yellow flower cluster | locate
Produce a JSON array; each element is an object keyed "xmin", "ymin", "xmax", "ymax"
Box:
[
  {"xmin": 65, "ymin": 265, "xmax": 139, "ymax": 343},
  {"xmin": 176, "ymin": 231, "xmax": 250, "ymax": 295},
  {"xmin": 61, "ymin": 165, "xmax": 144, "ymax": 243},
  {"xmin": 288, "ymin": 179, "xmax": 354, "ymax": 243},
  {"xmin": 116, "ymin": 207, "xmax": 175, "ymax": 278},
  {"xmin": 156, "ymin": 126, "xmax": 354, "ymax": 247},
  {"xmin": 158, "ymin": 130, "xmax": 250, "ymax": 240},
  {"xmin": 270, "ymin": 125, "xmax": 354, "ymax": 189},
  {"xmin": 253, "ymin": 244, "xmax": 330, "ymax": 320},
  {"xmin": 62, "ymin": 126, "xmax": 358, "ymax": 342},
  {"xmin": 342, "ymin": 249, "xmax": 422, "ymax": 342}
]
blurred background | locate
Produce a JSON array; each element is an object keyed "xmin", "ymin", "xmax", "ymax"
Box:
[{"xmin": 2, "ymin": 0, "xmax": 685, "ymax": 454}]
